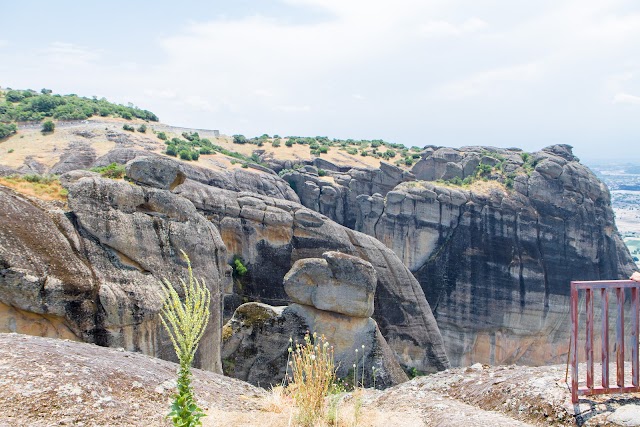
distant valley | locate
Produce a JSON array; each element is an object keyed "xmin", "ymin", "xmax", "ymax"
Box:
[{"xmin": 589, "ymin": 162, "xmax": 640, "ymax": 267}]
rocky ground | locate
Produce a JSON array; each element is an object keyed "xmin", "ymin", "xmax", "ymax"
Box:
[{"xmin": 2, "ymin": 333, "xmax": 640, "ymax": 427}]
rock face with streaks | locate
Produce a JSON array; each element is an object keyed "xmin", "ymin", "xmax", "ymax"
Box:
[
  {"xmin": 0, "ymin": 153, "xmax": 449, "ymax": 377},
  {"xmin": 221, "ymin": 252, "xmax": 409, "ymax": 388},
  {"xmin": 174, "ymin": 176, "xmax": 449, "ymax": 373},
  {"xmin": 0, "ymin": 172, "xmax": 230, "ymax": 373},
  {"xmin": 354, "ymin": 145, "xmax": 636, "ymax": 366}
]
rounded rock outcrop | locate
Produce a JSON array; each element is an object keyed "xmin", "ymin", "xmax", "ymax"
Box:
[{"xmin": 284, "ymin": 252, "xmax": 376, "ymax": 318}]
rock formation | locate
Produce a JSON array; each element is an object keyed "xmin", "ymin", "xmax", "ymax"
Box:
[
  {"xmin": 355, "ymin": 145, "xmax": 636, "ymax": 366},
  {"xmin": 172, "ymin": 172, "xmax": 449, "ymax": 373},
  {"xmin": 280, "ymin": 161, "xmax": 414, "ymax": 228},
  {"xmin": 222, "ymin": 252, "xmax": 409, "ymax": 388},
  {"xmin": 0, "ymin": 152, "xmax": 449, "ymax": 376},
  {"xmin": 0, "ymin": 172, "xmax": 230, "ymax": 372},
  {"xmin": 107, "ymin": 153, "xmax": 300, "ymax": 202}
]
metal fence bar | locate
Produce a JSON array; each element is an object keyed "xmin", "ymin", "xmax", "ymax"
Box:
[
  {"xmin": 617, "ymin": 287, "xmax": 625, "ymax": 387},
  {"xmin": 571, "ymin": 282, "xmax": 579, "ymax": 404},
  {"xmin": 632, "ymin": 287, "xmax": 639, "ymax": 387},
  {"xmin": 586, "ymin": 288, "xmax": 594, "ymax": 389},
  {"xmin": 601, "ymin": 288, "xmax": 609, "ymax": 389}
]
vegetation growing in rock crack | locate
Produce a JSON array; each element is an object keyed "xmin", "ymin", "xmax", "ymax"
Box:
[
  {"xmin": 232, "ymin": 256, "xmax": 248, "ymax": 278},
  {"xmin": 160, "ymin": 251, "xmax": 210, "ymax": 427}
]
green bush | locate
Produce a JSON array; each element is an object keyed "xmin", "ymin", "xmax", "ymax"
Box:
[
  {"xmin": 157, "ymin": 131, "xmax": 167, "ymax": 140},
  {"xmin": 160, "ymin": 251, "xmax": 210, "ymax": 427},
  {"xmin": 232, "ymin": 256, "xmax": 248, "ymax": 277},
  {"xmin": 123, "ymin": 124, "xmax": 135, "ymax": 132},
  {"xmin": 318, "ymin": 146, "xmax": 328, "ymax": 154},
  {"xmin": 166, "ymin": 145, "xmax": 178, "ymax": 157},
  {"xmin": 272, "ymin": 139, "xmax": 281, "ymax": 147},
  {"xmin": 137, "ymin": 124, "xmax": 147, "ymax": 133},
  {"xmin": 285, "ymin": 139, "xmax": 293, "ymax": 147},
  {"xmin": 41, "ymin": 120, "xmax": 55, "ymax": 133},
  {"xmin": 317, "ymin": 169, "xmax": 327, "ymax": 177},
  {"xmin": 0, "ymin": 123, "xmax": 17, "ymax": 139},
  {"xmin": 90, "ymin": 162, "xmax": 126, "ymax": 179},
  {"xmin": 179, "ymin": 150, "xmax": 192, "ymax": 160},
  {"xmin": 476, "ymin": 163, "xmax": 493, "ymax": 177},
  {"xmin": 232, "ymin": 134, "xmax": 247, "ymax": 144},
  {"xmin": 5, "ymin": 90, "xmax": 25, "ymax": 103}
]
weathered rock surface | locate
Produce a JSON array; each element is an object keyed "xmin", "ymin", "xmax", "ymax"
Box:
[
  {"xmin": 0, "ymin": 333, "xmax": 264, "ymax": 427},
  {"xmin": 173, "ymin": 178, "xmax": 449, "ymax": 373},
  {"xmin": 127, "ymin": 155, "xmax": 299, "ymax": 202},
  {"xmin": 222, "ymin": 254, "xmax": 407, "ymax": 389},
  {"xmin": 92, "ymin": 147, "xmax": 158, "ymax": 168},
  {"xmin": 281, "ymin": 161, "xmax": 414, "ymax": 228},
  {"xmin": 355, "ymin": 145, "xmax": 636, "ymax": 366},
  {"xmin": 0, "ymin": 173, "xmax": 230, "ymax": 372},
  {"xmin": 17, "ymin": 332, "xmax": 640, "ymax": 427},
  {"xmin": 222, "ymin": 301, "xmax": 408, "ymax": 389},
  {"xmin": 49, "ymin": 141, "xmax": 97, "ymax": 174},
  {"xmin": 284, "ymin": 252, "xmax": 377, "ymax": 318}
]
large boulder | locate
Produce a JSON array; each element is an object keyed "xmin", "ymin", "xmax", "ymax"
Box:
[
  {"xmin": 49, "ymin": 141, "xmax": 97, "ymax": 175},
  {"xmin": 284, "ymin": 252, "xmax": 376, "ymax": 318},
  {"xmin": 126, "ymin": 155, "xmax": 299, "ymax": 202},
  {"xmin": 222, "ymin": 253, "xmax": 408, "ymax": 388}
]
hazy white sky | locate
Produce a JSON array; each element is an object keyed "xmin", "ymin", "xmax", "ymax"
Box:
[{"xmin": 1, "ymin": 0, "xmax": 639, "ymax": 161}]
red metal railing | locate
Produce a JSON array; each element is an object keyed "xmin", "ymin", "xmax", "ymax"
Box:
[{"xmin": 571, "ymin": 280, "xmax": 640, "ymax": 403}]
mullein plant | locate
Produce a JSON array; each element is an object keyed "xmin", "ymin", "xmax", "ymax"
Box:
[{"xmin": 160, "ymin": 251, "xmax": 211, "ymax": 427}]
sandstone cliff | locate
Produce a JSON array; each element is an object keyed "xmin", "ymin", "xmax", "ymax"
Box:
[
  {"xmin": 364, "ymin": 145, "xmax": 635, "ymax": 365},
  {"xmin": 279, "ymin": 145, "xmax": 635, "ymax": 366},
  {"xmin": 0, "ymin": 172, "xmax": 230, "ymax": 372},
  {"xmin": 0, "ymin": 151, "xmax": 450, "ymax": 377}
]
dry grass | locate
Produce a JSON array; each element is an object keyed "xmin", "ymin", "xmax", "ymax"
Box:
[
  {"xmin": 468, "ymin": 179, "xmax": 507, "ymax": 195},
  {"xmin": 0, "ymin": 176, "xmax": 67, "ymax": 201},
  {"xmin": 287, "ymin": 333, "xmax": 336, "ymax": 426}
]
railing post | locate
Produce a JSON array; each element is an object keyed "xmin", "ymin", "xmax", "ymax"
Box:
[
  {"xmin": 632, "ymin": 287, "xmax": 639, "ymax": 387},
  {"xmin": 601, "ymin": 288, "xmax": 609, "ymax": 389},
  {"xmin": 586, "ymin": 288, "xmax": 594, "ymax": 389},
  {"xmin": 616, "ymin": 288, "xmax": 625, "ymax": 387},
  {"xmin": 571, "ymin": 281, "xmax": 579, "ymax": 403}
]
